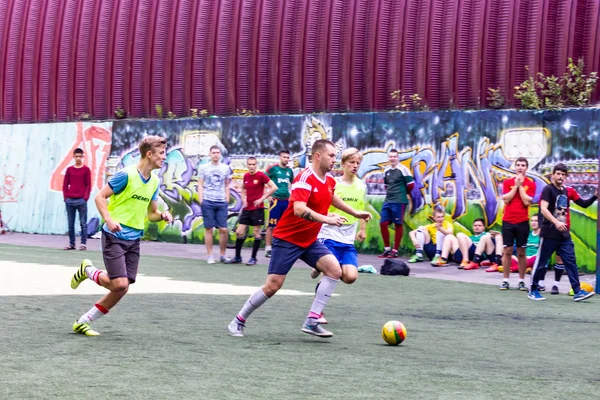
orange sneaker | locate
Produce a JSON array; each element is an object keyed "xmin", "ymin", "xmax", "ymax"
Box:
[
  {"xmin": 463, "ymin": 262, "xmax": 480, "ymax": 270},
  {"xmin": 458, "ymin": 260, "xmax": 469, "ymax": 269},
  {"xmin": 431, "ymin": 258, "xmax": 449, "ymax": 267},
  {"xmin": 485, "ymin": 263, "xmax": 499, "ymax": 272}
]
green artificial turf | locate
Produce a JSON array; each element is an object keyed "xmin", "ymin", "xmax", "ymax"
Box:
[{"xmin": 0, "ymin": 244, "xmax": 598, "ymax": 399}]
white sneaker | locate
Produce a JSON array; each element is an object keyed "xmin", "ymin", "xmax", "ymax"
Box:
[
  {"xmin": 310, "ymin": 269, "xmax": 321, "ymax": 279},
  {"xmin": 228, "ymin": 318, "xmax": 245, "ymax": 337},
  {"xmin": 207, "ymin": 256, "xmax": 216, "ymax": 264},
  {"xmin": 301, "ymin": 318, "xmax": 333, "ymax": 338}
]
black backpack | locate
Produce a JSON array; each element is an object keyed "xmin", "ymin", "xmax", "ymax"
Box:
[{"xmin": 380, "ymin": 259, "xmax": 410, "ymax": 276}]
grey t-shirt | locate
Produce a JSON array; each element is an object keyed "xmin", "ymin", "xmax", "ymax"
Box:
[{"xmin": 198, "ymin": 162, "xmax": 232, "ymax": 202}]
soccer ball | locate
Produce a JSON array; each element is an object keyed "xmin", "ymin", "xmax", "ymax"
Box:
[
  {"xmin": 382, "ymin": 320, "xmax": 407, "ymax": 345},
  {"xmin": 568, "ymin": 281, "xmax": 595, "ymax": 296}
]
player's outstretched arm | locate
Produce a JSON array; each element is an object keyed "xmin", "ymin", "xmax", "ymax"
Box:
[
  {"xmin": 95, "ymin": 184, "xmax": 122, "ymax": 233},
  {"xmin": 331, "ymin": 194, "xmax": 372, "ymax": 221},
  {"xmin": 147, "ymin": 200, "xmax": 172, "ymax": 223}
]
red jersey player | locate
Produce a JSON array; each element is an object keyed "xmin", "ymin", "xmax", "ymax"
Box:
[{"xmin": 228, "ymin": 139, "xmax": 371, "ymax": 338}]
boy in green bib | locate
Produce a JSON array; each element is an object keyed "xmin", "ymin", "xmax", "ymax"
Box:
[{"xmin": 69, "ymin": 136, "xmax": 173, "ymax": 336}]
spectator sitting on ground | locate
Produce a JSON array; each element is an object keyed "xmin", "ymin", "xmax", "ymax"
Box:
[
  {"xmin": 438, "ymin": 218, "xmax": 503, "ymax": 270},
  {"xmin": 408, "ymin": 208, "xmax": 453, "ymax": 263}
]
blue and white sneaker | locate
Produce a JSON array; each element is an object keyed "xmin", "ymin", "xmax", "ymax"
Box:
[
  {"xmin": 527, "ymin": 290, "xmax": 546, "ymax": 301},
  {"xmin": 246, "ymin": 257, "xmax": 257, "ymax": 266},
  {"xmin": 228, "ymin": 317, "xmax": 245, "ymax": 337},
  {"xmin": 225, "ymin": 257, "xmax": 242, "ymax": 264},
  {"xmin": 573, "ymin": 289, "xmax": 595, "ymax": 302},
  {"xmin": 301, "ymin": 318, "xmax": 333, "ymax": 338}
]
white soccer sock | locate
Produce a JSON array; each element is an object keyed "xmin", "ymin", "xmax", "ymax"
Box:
[
  {"xmin": 519, "ymin": 278, "xmax": 524, "ymax": 283},
  {"xmin": 265, "ymin": 245, "xmax": 272, "ymax": 251},
  {"xmin": 77, "ymin": 304, "xmax": 108, "ymax": 324},
  {"xmin": 415, "ymin": 230, "xmax": 425, "ymax": 250},
  {"xmin": 309, "ymin": 276, "xmax": 339, "ymax": 317},
  {"xmin": 554, "ymin": 280, "xmax": 560, "ymax": 286},
  {"xmin": 84, "ymin": 265, "xmax": 103, "ymax": 285},
  {"xmin": 436, "ymin": 231, "xmax": 445, "ymax": 252},
  {"xmin": 237, "ymin": 289, "xmax": 269, "ymax": 322}
]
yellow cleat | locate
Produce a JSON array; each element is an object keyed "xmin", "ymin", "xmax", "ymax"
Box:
[
  {"xmin": 72, "ymin": 321, "xmax": 100, "ymax": 336},
  {"xmin": 71, "ymin": 259, "xmax": 92, "ymax": 289}
]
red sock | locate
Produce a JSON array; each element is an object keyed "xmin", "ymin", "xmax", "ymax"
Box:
[
  {"xmin": 394, "ymin": 224, "xmax": 403, "ymax": 250},
  {"xmin": 94, "ymin": 303, "xmax": 109, "ymax": 314},
  {"xmin": 380, "ymin": 222, "xmax": 390, "ymax": 247}
]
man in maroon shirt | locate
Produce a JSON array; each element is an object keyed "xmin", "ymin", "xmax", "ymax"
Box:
[
  {"xmin": 226, "ymin": 157, "xmax": 278, "ymax": 265},
  {"xmin": 500, "ymin": 157, "xmax": 536, "ymax": 291},
  {"xmin": 62, "ymin": 148, "xmax": 92, "ymax": 250}
]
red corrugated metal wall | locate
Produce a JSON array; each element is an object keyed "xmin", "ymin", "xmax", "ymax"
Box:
[{"xmin": 1, "ymin": 0, "xmax": 600, "ymax": 122}]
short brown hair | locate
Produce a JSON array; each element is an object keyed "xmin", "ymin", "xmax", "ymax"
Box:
[
  {"xmin": 209, "ymin": 145, "xmax": 221, "ymax": 152},
  {"xmin": 433, "ymin": 208, "xmax": 445, "ymax": 217},
  {"xmin": 311, "ymin": 139, "xmax": 335, "ymax": 155},
  {"xmin": 139, "ymin": 136, "xmax": 167, "ymax": 158},
  {"xmin": 515, "ymin": 157, "xmax": 528, "ymax": 167}
]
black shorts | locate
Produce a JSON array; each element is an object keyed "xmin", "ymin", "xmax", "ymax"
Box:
[
  {"xmin": 502, "ymin": 221, "xmax": 529, "ymax": 248},
  {"xmin": 239, "ymin": 208, "xmax": 264, "ymax": 226}
]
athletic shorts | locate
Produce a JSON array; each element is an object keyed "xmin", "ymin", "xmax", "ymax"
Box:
[
  {"xmin": 268, "ymin": 238, "xmax": 331, "ymax": 275},
  {"xmin": 380, "ymin": 202, "xmax": 407, "ymax": 225},
  {"xmin": 268, "ymin": 198, "xmax": 289, "ymax": 228},
  {"xmin": 502, "ymin": 221, "xmax": 529, "ymax": 248},
  {"xmin": 423, "ymin": 242, "xmax": 436, "ymax": 260},
  {"xmin": 238, "ymin": 208, "xmax": 264, "ymax": 226},
  {"xmin": 453, "ymin": 244, "xmax": 477, "ymax": 264},
  {"xmin": 321, "ymin": 239, "xmax": 358, "ymax": 268},
  {"xmin": 102, "ymin": 231, "xmax": 140, "ymax": 284},
  {"xmin": 201, "ymin": 200, "xmax": 228, "ymax": 229}
]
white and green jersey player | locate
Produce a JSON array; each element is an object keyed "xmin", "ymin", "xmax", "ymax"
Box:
[{"xmin": 314, "ymin": 148, "xmax": 367, "ymax": 289}]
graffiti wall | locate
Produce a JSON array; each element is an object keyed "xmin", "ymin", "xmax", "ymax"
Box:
[
  {"xmin": 1, "ymin": 110, "xmax": 598, "ymax": 272},
  {"xmin": 0, "ymin": 122, "xmax": 112, "ymax": 234},
  {"xmin": 109, "ymin": 109, "xmax": 599, "ymax": 272}
]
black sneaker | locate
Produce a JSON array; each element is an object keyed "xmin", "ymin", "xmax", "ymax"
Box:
[
  {"xmin": 518, "ymin": 282, "xmax": 528, "ymax": 292},
  {"xmin": 539, "ymin": 286, "xmax": 545, "ymax": 292},
  {"xmin": 265, "ymin": 250, "xmax": 272, "ymax": 258},
  {"xmin": 377, "ymin": 250, "xmax": 391, "ymax": 258},
  {"xmin": 551, "ymin": 285, "xmax": 559, "ymax": 295},
  {"xmin": 499, "ymin": 281, "xmax": 510, "ymax": 290},
  {"xmin": 225, "ymin": 257, "xmax": 242, "ymax": 264}
]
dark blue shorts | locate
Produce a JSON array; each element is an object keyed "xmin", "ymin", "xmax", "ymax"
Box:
[
  {"xmin": 268, "ymin": 238, "xmax": 332, "ymax": 275},
  {"xmin": 268, "ymin": 198, "xmax": 289, "ymax": 228},
  {"xmin": 321, "ymin": 239, "xmax": 358, "ymax": 268},
  {"xmin": 201, "ymin": 200, "xmax": 228, "ymax": 229},
  {"xmin": 424, "ymin": 242, "xmax": 436, "ymax": 260},
  {"xmin": 380, "ymin": 202, "xmax": 406, "ymax": 225},
  {"xmin": 453, "ymin": 244, "xmax": 477, "ymax": 263}
]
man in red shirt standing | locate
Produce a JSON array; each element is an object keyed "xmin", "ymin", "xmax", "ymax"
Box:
[
  {"xmin": 228, "ymin": 140, "xmax": 371, "ymax": 338},
  {"xmin": 62, "ymin": 148, "xmax": 92, "ymax": 251},
  {"xmin": 500, "ymin": 157, "xmax": 536, "ymax": 291},
  {"xmin": 226, "ymin": 157, "xmax": 278, "ymax": 265}
]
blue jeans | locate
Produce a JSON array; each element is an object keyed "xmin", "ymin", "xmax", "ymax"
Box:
[{"xmin": 65, "ymin": 198, "xmax": 87, "ymax": 246}]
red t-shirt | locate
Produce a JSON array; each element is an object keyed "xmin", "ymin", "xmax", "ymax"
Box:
[
  {"xmin": 502, "ymin": 176, "xmax": 536, "ymax": 224},
  {"xmin": 243, "ymin": 171, "xmax": 270, "ymax": 210},
  {"xmin": 274, "ymin": 167, "xmax": 336, "ymax": 247}
]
